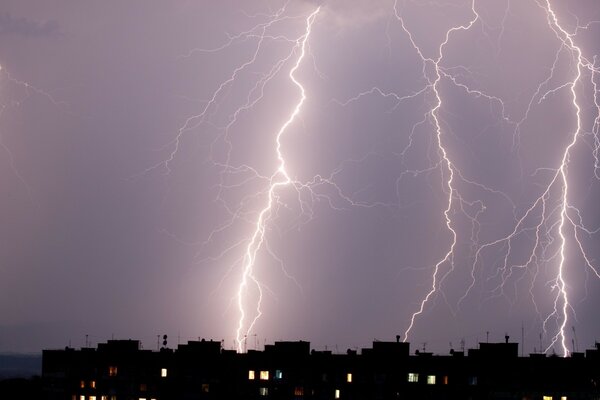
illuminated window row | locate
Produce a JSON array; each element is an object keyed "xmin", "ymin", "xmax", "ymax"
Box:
[
  {"xmin": 407, "ymin": 373, "xmax": 448, "ymax": 385},
  {"xmin": 248, "ymin": 370, "xmax": 279, "ymax": 380},
  {"xmin": 74, "ymin": 396, "xmax": 119, "ymax": 400}
]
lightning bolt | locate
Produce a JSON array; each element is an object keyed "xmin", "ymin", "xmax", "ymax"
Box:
[
  {"xmin": 152, "ymin": 3, "xmax": 379, "ymax": 352},
  {"xmin": 525, "ymin": 0, "xmax": 595, "ymax": 356},
  {"xmin": 392, "ymin": 0, "xmax": 481, "ymax": 342},
  {"xmin": 392, "ymin": 0, "xmax": 600, "ymax": 357},
  {"xmin": 235, "ymin": 7, "xmax": 321, "ymax": 352},
  {"xmin": 0, "ymin": 63, "xmax": 69, "ymax": 203}
]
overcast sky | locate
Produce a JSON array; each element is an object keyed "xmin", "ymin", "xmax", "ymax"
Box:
[{"xmin": 1, "ymin": 0, "xmax": 599, "ymax": 355}]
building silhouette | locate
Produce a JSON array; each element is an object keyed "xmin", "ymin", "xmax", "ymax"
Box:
[{"xmin": 42, "ymin": 337, "xmax": 600, "ymax": 400}]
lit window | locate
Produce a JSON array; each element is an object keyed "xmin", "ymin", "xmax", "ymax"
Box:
[
  {"xmin": 90, "ymin": 397, "xmax": 96, "ymax": 400},
  {"xmin": 260, "ymin": 370, "xmax": 269, "ymax": 380},
  {"xmin": 275, "ymin": 370, "xmax": 283, "ymax": 380},
  {"xmin": 80, "ymin": 380, "xmax": 85, "ymax": 389},
  {"xmin": 80, "ymin": 396, "xmax": 85, "ymax": 400},
  {"xmin": 408, "ymin": 373, "xmax": 419, "ymax": 383},
  {"xmin": 542, "ymin": 397, "xmax": 552, "ymax": 400},
  {"xmin": 110, "ymin": 396, "xmax": 117, "ymax": 400},
  {"xmin": 248, "ymin": 370, "xmax": 256, "ymax": 380},
  {"xmin": 101, "ymin": 396, "xmax": 108, "ymax": 400},
  {"xmin": 161, "ymin": 368, "xmax": 167, "ymax": 378},
  {"xmin": 259, "ymin": 387, "xmax": 268, "ymax": 396},
  {"xmin": 202, "ymin": 383, "xmax": 210, "ymax": 393},
  {"xmin": 335, "ymin": 389, "xmax": 341, "ymax": 399},
  {"xmin": 561, "ymin": 397, "xmax": 568, "ymax": 400},
  {"xmin": 109, "ymin": 366, "xmax": 118, "ymax": 377},
  {"xmin": 469, "ymin": 376, "xmax": 477, "ymax": 386},
  {"xmin": 443, "ymin": 375, "xmax": 449, "ymax": 385},
  {"xmin": 294, "ymin": 386, "xmax": 304, "ymax": 396},
  {"xmin": 91, "ymin": 380, "xmax": 96, "ymax": 389},
  {"xmin": 346, "ymin": 373, "xmax": 352, "ymax": 383},
  {"xmin": 140, "ymin": 384, "xmax": 147, "ymax": 392},
  {"xmin": 427, "ymin": 375, "xmax": 436, "ymax": 385},
  {"xmin": 139, "ymin": 398, "xmax": 146, "ymax": 400}
]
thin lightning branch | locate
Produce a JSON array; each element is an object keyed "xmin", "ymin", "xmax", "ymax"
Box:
[
  {"xmin": 0, "ymin": 64, "xmax": 69, "ymax": 203},
  {"xmin": 144, "ymin": 3, "xmax": 294, "ymax": 175}
]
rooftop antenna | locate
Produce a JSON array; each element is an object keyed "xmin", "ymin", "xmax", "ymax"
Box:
[
  {"xmin": 486, "ymin": 331, "xmax": 489, "ymax": 343},
  {"xmin": 539, "ymin": 333, "xmax": 543, "ymax": 354},
  {"xmin": 460, "ymin": 338, "xmax": 465, "ymax": 352},
  {"xmin": 572, "ymin": 326, "xmax": 579, "ymax": 352},
  {"xmin": 521, "ymin": 322, "xmax": 524, "ymax": 357}
]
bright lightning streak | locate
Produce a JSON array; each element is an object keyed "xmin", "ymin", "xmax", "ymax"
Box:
[
  {"xmin": 538, "ymin": 0, "xmax": 589, "ymax": 357},
  {"xmin": 393, "ymin": 0, "xmax": 480, "ymax": 342},
  {"xmin": 235, "ymin": 7, "xmax": 321, "ymax": 352}
]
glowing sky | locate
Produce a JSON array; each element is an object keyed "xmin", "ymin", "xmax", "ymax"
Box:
[{"xmin": 1, "ymin": 0, "xmax": 599, "ymax": 355}]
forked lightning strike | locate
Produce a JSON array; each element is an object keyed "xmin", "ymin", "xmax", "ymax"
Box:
[
  {"xmin": 391, "ymin": 0, "xmax": 600, "ymax": 356},
  {"xmin": 158, "ymin": 3, "xmax": 379, "ymax": 352},
  {"xmin": 235, "ymin": 7, "xmax": 321, "ymax": 351},
  {"xmin": 391, "ymin": 0, "xmax": 480, "ymax": 342}
]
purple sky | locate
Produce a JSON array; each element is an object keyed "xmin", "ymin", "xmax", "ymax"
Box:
[{"xmin": 1, "ymin": 0, "xmax": 599, "ymax": 355}]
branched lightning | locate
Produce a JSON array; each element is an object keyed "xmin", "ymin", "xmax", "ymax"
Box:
[
  {"xmin": 389, "ymin": 0, "xmax": 600, "ymax": 356},
  {"xmin": 156, "ymin": 0, "xmax": 599, "ymax": 355},
  {"xmin": 392, "ymin": 0, "xmax": 481, "ymax": 342},
  {"xmin": 234, "ymin": 7, "xmax": 321, "ymax": 351}
]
